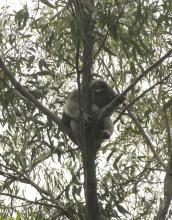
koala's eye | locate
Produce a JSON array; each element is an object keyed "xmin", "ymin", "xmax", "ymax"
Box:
[{"xmin": 94, "ymin": 88, "xmax": 103, "ymax": 93}]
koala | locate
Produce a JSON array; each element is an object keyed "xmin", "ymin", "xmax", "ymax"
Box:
[
  {"xmin": 62, "ymin": 79, "xmax": 123, "ymax": 147},
  {"xmin": 62, "ymin": 89, "xmax": 92, "ymax": 145}
]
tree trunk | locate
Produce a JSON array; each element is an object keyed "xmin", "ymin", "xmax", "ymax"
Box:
[{"xmin": 74, "ymin": 0, "xmax": 101, "ymax": 219}]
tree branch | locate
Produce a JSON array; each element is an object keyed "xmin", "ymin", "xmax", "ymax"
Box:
[
  {"xmin": 1, "ymin": 193, "xmax": 57, "ymax": 208},
  {"xmin": 24, "ymin": 174, "xmax": 76, "ymax": 219},
  {"xmin": 114, "ymin": 72, "xmax": 172, "ymax": 124},
  {"xmin": 155, "ymin": 172, "xmax": 172, "ymax": 220},
  {"xmin": 0, "ymin": 57, "xmax": 76, "ymax": 144},
  {"xmin": 128, "ymin": 110, "xmax": 168, "ymax": 171},
  {"xmin": 98, "ymin": 48, "xmax": 172, "ymax": 119}
]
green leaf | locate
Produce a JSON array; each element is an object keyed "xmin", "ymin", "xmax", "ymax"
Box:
[
  {"xmin": 16, "ymin": 211, "xmax": 21, "ymax": 220},
  {"xmin": 40, "ymin": 0, "xmax": 56, "ymax": 8},
  {"xmin": 169, "ymin": 0, "xmax": 172, "ymax": 11},
  {"xmin": 15, "ymin": 6, "xmax": 29, "ymax": 29},
  {"xmin": 164, "ymin": 97, "xmax": 172, "ymax": 110},
  {"xmin": 116, "ymin": 204, "xmax": 129, "ymax": 215},
  {"xmin": 27, "ymin": 55, "xmax": 35, "ymax": 68}
]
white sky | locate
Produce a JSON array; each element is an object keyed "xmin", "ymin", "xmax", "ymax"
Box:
[
  {"xmin": 0, "ymin": 0, "xmax": 29, "ymax": 10},
  {"xmin": 0, "ymin": 0, "xmax": 167, "ymax": 217}
]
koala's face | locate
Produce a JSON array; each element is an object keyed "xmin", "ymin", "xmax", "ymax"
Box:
[
  {"xmin": 91, "ymin": 80, "xmax": 108, "ymax": 93},
  {"xmin": 90, "ymin": 80, "xmax": 116, "ymax": 108}
]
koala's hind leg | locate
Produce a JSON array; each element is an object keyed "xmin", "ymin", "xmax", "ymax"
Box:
[
  {"xmin": 101, "ymin": 118, "xmax": 113, "ymax": 139},
  {"xmin": 70, "ymin": 119, "xmax": 81, "ymax": 142}
]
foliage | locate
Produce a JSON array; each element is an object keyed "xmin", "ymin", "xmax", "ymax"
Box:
[{"xmin": 0, "ymin": 0, "xmax": 172, "ymax": 219}]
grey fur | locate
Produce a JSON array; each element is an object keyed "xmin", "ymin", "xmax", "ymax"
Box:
[{"xmin": 62, "ymin": 80, "xmax": 122, "ymax": 147}]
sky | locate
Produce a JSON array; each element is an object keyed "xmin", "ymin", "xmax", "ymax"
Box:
[{"xmin": 0, "ymin": 0, "xmax": 28, "ymax": 10}]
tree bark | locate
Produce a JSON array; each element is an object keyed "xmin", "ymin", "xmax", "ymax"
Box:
[{"xmin": 74, "ymin": 0, "xmax": 101, "ymax": 219}]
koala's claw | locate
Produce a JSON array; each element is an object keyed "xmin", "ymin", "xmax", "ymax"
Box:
[
  {"xmin": 84, "ymin": 114, "xmax": 93, "ymax": 123},
  {"xmin": 101, "ymin": 130, "xmax": 111, "ymax": 139},
  {"xmin": 118, "ymin": 95, "xmax": 125, "ymax": 104}
]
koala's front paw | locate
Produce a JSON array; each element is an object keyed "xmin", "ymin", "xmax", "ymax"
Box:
[
  {"xmin": 84, "ymin": 113, "xmax": 92, "ymax": 122},
  {"xmin": 117, "ymin": 95, "xmax": 125, "ymax": 104},
  {"xmin": 101, "ymin": 130, "xmax": 111, "ymax": 139}
]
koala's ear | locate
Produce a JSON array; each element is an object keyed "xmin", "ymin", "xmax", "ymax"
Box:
[{"xmin": 62, "ymin": 90, "xmax": 81, "ymax": 120}]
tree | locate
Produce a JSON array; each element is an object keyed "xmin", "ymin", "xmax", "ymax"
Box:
[{"xmin": 0, "ymin": 0, "xmax": 172, "ymax": 219}]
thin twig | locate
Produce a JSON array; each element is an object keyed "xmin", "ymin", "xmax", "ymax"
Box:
[
  {"xmin": 114, "ymin": 72, "xmax": 172, "ymax": 124},
  {"xmin": 1, "ymin": 193, "xmax": 57, "ymax": 208},
  {"xmin": 128, "ymin": 110, "xmax": 168, "ymax": 171},
  {"xmin": 99, "ymin": 48, "xmax": 172, "ymax": 119}
]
